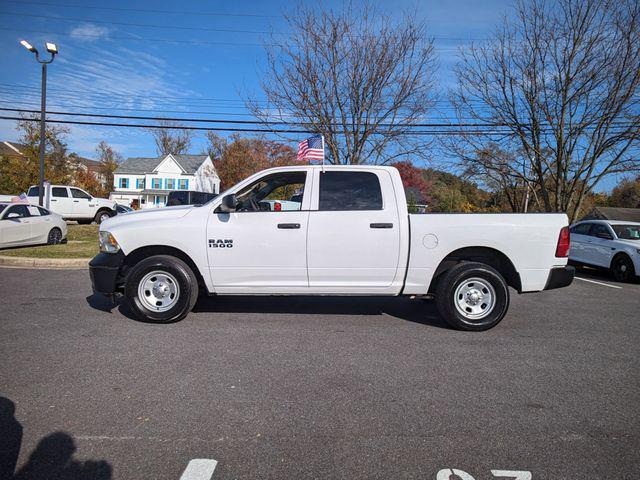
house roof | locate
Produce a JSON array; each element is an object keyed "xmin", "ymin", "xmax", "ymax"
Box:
[
  {"xmin": 115, "ymin": 154, "xmax": 210, "ymax": 175},
  {"xmin": 581, "ymin": 207, "xmax": 640, "ymax": 223},
  {"xmin": 0, "ymin": 141, "xmax": 27, "ymax": 157}
]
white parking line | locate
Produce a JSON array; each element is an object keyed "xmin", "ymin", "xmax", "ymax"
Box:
[
  {"xmin": 179, "ymin": 459, "xmax": 218, "ymax": 480},
  {"xmin": 574, "ymin": 276, "xmax": 622, "ymax": 289}
]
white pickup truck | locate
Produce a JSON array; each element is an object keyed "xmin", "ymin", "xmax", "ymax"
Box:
[
  {"xmin": 90, "ymin": 165, "xmax": 574, "ymax": 331},
  {"xmin": 26, "ymin": 184, "xmax": 117, "ymax": 224}
]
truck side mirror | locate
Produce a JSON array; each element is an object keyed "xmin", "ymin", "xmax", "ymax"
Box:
[{"xmin": 219, "ymin": 194, "xmax": 238, "ymax": 213}]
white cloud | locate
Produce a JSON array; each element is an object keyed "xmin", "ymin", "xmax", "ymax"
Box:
[{"xmin": 69, "ymin": 23, "xmax": 110, "ymax": 41}]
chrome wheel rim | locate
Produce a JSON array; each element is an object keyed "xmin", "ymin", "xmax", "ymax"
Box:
[
  {"xmin": 138, "ymin": 270, "xmax": 180, "ymax": 312},
  {"xmin": 99, "ymin": 213, "xmax": 110, "ymax": 223},
  {"xmin": 454, "ymin": 277, "xmax": 496, "ymax": 321}
]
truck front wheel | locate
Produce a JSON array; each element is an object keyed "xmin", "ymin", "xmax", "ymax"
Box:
[
  {"xmin": 124, "ymin": 255, "xmax": 199, "ymax": 323},
  {"xmin": 435, "ymin": 261, "xmax": 510, "ymax": 331},
  {"xmin": 95, "ymin": 210, "xmax": 113, "ymax": 224}
]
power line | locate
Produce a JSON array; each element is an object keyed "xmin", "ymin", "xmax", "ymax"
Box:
[
  {"xmin": 0, "ymin": 107, "xmax": 532, "ymax": 129},
  {"xmin": 2, "ymin": 0, "xmax": 280, "ymax": 18},
  {"xmin": 0, "ymin": 115, "xmax": 518, "ymax": 136}
]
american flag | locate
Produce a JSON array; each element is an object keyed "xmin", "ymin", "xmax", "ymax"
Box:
[{"xmin": 297, "ymin": 135, "xmax": 324, "ymax": 162}]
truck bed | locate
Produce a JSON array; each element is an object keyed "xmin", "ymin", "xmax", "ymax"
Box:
[{"xmin": 404, "ymin": 213, "xmax": 569, "ymax": 294}]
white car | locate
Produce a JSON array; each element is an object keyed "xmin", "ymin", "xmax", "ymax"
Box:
[
  {"xmin": 89, "ymin": 165, "xmax": 574, "ymax": 331},
  {"xmin": 0, "ymin": 202, "xmax": 67, "ymax": 249},
  {"xmin": 569, "ymin": 220, "xmax": 640, "ymax": 282}
]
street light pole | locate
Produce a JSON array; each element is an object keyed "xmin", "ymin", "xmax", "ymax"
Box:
[{"xmin": 20, "ymin": 40, "xmax": 58, "ymax": 207}]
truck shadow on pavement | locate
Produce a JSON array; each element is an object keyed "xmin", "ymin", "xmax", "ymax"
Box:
[
  {"xmin": 86, "ymin": 293, "xmax": 451, "ymax": 329},
  {"xmin": 0, "ymin": 396, "xmax": 112, "ymax": 480}
]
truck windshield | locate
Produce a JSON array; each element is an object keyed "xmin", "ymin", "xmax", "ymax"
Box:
[{"xmin": 612, "ymin": 224, "xmax": 640, "ymax": 240}]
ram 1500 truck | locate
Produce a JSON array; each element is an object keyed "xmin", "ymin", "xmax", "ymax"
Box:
[{"xmin": 89, "ymin": 165, "xmax": 574, "ymax": 331}]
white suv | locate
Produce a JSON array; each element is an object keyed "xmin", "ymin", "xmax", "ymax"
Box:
[
  {"xmin": 569, "ymin": 220, "xmax": 640, "ymax": 281},
  {"xmin": 27, "ymin": 185, "xmax": 117, "ymax": 224}
]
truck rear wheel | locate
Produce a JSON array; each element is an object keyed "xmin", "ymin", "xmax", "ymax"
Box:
[
  {"xmin": 124, "ymin": 255, "xmax": 199, "ymax": 323},
  {"xmin": 435, "ymin": 261, "xmax": 510, "ymax": 331}
]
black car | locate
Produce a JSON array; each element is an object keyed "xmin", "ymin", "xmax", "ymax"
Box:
[{"xmin": 167, "ymin": 191, "xmax": 217, "ymax": 207}]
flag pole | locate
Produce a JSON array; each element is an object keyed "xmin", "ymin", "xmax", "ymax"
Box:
[{"xmin": 321, "ymin": 135, "xmax": 325, "ymax": 173}]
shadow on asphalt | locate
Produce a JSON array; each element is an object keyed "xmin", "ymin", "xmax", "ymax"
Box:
[
  {"xmin": 0, "ymin": 396, "xmax": 112, "ymax": 480},
  {"xmin": 85, "ymin": 293, "xmax": 451, "ymax": 329}
]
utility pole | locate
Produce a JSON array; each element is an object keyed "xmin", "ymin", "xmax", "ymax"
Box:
[{"xmin": 20, "ymin": 40, "xmax": 58, "ymax": 206}]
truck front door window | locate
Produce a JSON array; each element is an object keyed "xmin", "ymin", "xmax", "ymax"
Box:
[{"xmin": 234, "ymin": 172, "xmax": 306, "ymax": 212}]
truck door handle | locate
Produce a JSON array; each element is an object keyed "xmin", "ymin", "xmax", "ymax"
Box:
[
  {"xmin": 277, "ymin": 223, "xmax": 300, "ymax": 229},
  {"xmin": 51, "ymin": 199, "xmax": 57, "ymax": 202},
  {"xmin": 370, "ymin": 223, "xmax": 393, "ymax": 229}
]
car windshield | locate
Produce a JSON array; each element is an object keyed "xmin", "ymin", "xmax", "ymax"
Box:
[{"xmin": 611, "ymin": 224, "xmax": 640, "ymax": 240}]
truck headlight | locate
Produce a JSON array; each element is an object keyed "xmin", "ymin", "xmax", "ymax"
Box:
[{"xmin": 99, "ymin": 231, "xmax": 120, "ymax": 253}]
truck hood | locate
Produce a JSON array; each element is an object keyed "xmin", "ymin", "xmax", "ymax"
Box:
[
  {"xmin": 92, "ymin": 197, "xmax": 116, "ymax": 208},
  {"xmin": 102, "ymin": 205, "xmax": 195, "ymax": 229}
]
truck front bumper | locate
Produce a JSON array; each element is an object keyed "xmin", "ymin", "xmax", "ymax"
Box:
[
  {"xmin": 89, "ymin": 251, "xmax": 125, "ymax": 295},
  {"xmin": 544, "ymin": 266, "xmax": 575, "ymax": 290}
]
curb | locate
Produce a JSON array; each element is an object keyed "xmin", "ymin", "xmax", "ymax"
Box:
[{"xmin": 0, "ymin": 255, "xmax": 91, "ymax": 269}]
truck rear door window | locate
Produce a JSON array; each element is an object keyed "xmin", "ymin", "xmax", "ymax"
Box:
[
  {"xmin": 52, "ymin": 187, "xmax": 68, "ymax": 197},
  {"xmin": 318, "ymin": 171, "xmax": 382, "ymax": 211}
]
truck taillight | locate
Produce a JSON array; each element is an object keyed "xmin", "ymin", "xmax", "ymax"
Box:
[{"xmin": 555, "ymin": 226, "xmax": 570, "ymax": 257}]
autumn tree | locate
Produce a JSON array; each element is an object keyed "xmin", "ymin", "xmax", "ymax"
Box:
[
  {"xmin": 149, "ymin": 121, "xmax": 193, "ymax": 156},
  {"xmin": 449, "ymin": 0, "xmax": 640, "ymax": 221},
  {"xmin": 96, "ymin": 141, "xmax": 122, "ymax": 193},
  {"xmin": 609, "ymin": 176, "xmax": 640, "ymax": 208},
  {"xmin": 0, "ymin": 118, "xmax": 78, "ymax": 194},
  {"xmin": 390, "ymin": 161, "xmax": 432, "ymax": 211},
  {"xmin": 206, "ymin": 133, "xmax": 301, "ymax": 190},
  {"xmin": 253, "ymin": 2, "xmax": 436, "ymax": 165}
]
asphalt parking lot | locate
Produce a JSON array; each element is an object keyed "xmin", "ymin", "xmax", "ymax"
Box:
[{"xmin": 0, "ymin": 266, "xmax": 638, "ymax": 480}]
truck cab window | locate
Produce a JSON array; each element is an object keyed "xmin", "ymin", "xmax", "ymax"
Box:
[
  {"xmin": 52, "ymin": 187, "xmax": 68, "ymax": 198},
  {"xmin": 71, "ymin": 188, "xmax": 91, "ymax": 199},
  {"xmin": 234, "ymin": 172, "xmax": 306, "ymax": 212},
  {"xmin": 319, "ymin": 171, "xmax": 382, "ymax": 210}
]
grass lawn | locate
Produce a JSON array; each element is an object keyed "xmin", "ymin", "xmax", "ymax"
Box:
[{"xmin": 0, "ymin": 224, "xmax": 99, "ymax": 258}]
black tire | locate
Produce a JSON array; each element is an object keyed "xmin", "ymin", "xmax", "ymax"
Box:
[
  {"xmin": 94, "ymin": 210, "xmax": 113, "ymax": 225},
  {"xmin": 610, "ymin": 254, "xmax": 635, "ymax": 282},
  {"xmin": 435, "ymin": 261, "xmax": 510, "ymax": 331},
  {"xmin": 47, "ymin": 227, "xmax": 63, "ymax": 245},
  {"xmin": 124, "ymin": 255, "xmax": 199, "ymax": 323}
]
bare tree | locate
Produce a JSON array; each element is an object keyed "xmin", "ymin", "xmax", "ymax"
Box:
[
  {"xmin": 251, "ymin": 2, "xmax": 436, "ymax": 165},
  {"xmin": 449, "ymin": 0, "xmax": 640, "ymax": 221},
  {"xmin": 96, "ymin": 140, "xmax": 122, "ymax": 192},
  {"xmin": 148, "ymin": 121, "xmax": 193, "ymax": 156}
]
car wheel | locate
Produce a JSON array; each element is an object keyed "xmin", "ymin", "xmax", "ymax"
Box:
[
  {"xmin": 124, "ymin": 255, "xmax": 199, "ymax": 323},
  {"xmin": 95, "ymin": 210, "xmax": 113, "ymax": 224},
  {"xmin": 47, "ymin": 227, "xmax": 63, "ymax": 245},
  {"xmin": 435, "ymin": 261, "xmax": 510, "ymax": 331},
  {"xmin": 610, "ymin": 254, "xmax": 635, "ymax": 282}
]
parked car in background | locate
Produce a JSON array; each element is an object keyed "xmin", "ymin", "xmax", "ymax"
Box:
[
  {"xmin": 116, "ymin": 204, "xmax": 134, "ymax": 215},
  {"xmin": 0, "ymin": 202, "xmax": 67, "ymax": 249},
  {"xmin": 27, "ymin": 185, "xmax": 117, "ymax": 224},
  {"xmin": 569, "ymin": 220, "xmax": 640, "ymax": 282},
  {"xmin": 166, "ymin": 190, "xmax": 217, "ymax": 207}
]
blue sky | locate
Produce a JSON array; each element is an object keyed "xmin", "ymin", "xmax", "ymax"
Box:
[{"xmin": 0, "ymin": 0, "xmax": 627, "ymax": 191}]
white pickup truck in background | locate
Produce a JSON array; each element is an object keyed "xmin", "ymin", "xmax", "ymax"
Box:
[
  {"xmin": 89, "ymin": 165, "xmax": 574, "ymax": 331},
  {"xmin": 26, "ymin": 184, "xmax": 117, "ymax": 224}
]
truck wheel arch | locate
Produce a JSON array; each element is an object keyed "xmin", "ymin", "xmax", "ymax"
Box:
[
  {"xmin": 123, "ymin": 245, "xmax": 207, "ymax": 292},
  {"xmin": 430, "ymin": 246, "xmax": 522, "ymax": 293}
]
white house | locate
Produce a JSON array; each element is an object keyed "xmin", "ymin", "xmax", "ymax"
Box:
[{"xmin": 110, "ymin": 154, "xmax": 220, "ymax": 209}]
